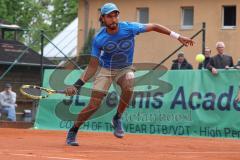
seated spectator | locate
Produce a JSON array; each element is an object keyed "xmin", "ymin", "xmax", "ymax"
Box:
[
  {"xmin": 198, "ymin": 47, "xmax": 211, "ymax": 69},
  {"xmin": 171, "ymin": 52, "xmax": 193, "ymax": 70},
  {"xmin": 0, "ymin": 83, "xmax": 17, "ymax": 121},
  {"xmin": 207, "ymin": 41, "xmax": 234, "ymax": 75}
]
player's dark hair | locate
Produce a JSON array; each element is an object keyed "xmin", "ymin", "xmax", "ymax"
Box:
[{"xmin": 99, "ymin": 15, "xmax": 105, "ymax": 26}]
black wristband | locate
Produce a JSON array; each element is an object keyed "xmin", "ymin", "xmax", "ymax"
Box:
[{"xmin": 73, "ymin": 79, "xmax": 85, "ymax": 90}]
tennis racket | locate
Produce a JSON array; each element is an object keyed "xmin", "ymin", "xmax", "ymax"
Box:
[{"xmin": 20, "ymin": 85, "xmax": 65, "ymax": 99}]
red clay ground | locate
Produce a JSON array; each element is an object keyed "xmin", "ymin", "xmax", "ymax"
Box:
[{"xmin": 0, "ymin": 128, "xmax": 240, "ymax": 160}]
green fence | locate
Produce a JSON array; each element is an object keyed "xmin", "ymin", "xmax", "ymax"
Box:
[{"xmin": 34, "ymin": 69, "xmax": 240, "ymax": 139}]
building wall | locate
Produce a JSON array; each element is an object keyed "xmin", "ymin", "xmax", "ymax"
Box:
[{"xmin": 78, "ymin": 0, "xmax": 240, "ymax": 68}]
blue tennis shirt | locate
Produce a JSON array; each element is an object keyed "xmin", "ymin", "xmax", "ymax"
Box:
[{"xmin": 91, "ymin": 22, "xmax": 147, "ymax": 69}]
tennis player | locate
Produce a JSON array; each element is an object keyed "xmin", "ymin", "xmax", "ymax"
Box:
[{"xmin": 65, "ymin": 2, "xmax": 194, "ymax": 146}]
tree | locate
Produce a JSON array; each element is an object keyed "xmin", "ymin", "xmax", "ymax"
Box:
[
  {"xmin": 80, "ymin": 28, "xmax": 95, "ymax": 55},
  {"xmin": 51, "ymin": 0, "xmax": 78, "ymax": 35},
  {"xmin": 0, "ymin": 0, "xmax": 78, "ymax": 51},
  {"xmin": 76, "ymin": 27, "xmax": 95, "ymax": 67}
]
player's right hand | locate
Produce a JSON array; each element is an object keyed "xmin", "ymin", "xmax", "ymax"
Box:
[
  {"xmin": 65, "ymin": 86, "xmax": 77, "ymax": 96},
  {"xmin": 178, "ymin": 36, "xmax": 194, "ymax": 47}
]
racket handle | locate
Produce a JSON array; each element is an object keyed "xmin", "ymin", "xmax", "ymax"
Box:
[{"xmin": 56, "ymin": 90, "xmax": 66, "ymax": 94}]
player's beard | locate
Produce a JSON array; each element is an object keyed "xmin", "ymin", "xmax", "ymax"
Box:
[{"xmin": 106, "ymin": 23, "xmax": 118, "ymax": 30}]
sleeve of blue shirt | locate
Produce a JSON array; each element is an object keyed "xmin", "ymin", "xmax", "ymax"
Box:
[
  {"xmin": 91, "ymin": 38, "xmax": 101, "ymax": 58},
  {"xmin": 128, "ymin": 22, "xmax": 147, "ymax": 36}
]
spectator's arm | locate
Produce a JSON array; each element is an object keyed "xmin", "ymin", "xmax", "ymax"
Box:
[
  {"xmin": 0, "ymin": 94, "xmax": 12, "ymax": 107},
  {"xmin": 10, "ymin": 92, "xmax": 16, "ymax": 104},
  {"xmin": 237, "ymin": 61, "xmax": 240, "ymax": 66},
  {"xmin": 198, "ymin": 63, "xmax": 202, "ymax": 69},
  {"xmin": 189, "ymin": 64, "xmax": 193, "ymax": 70},
  {"xmin": 207, "ymin": 58, "xmax": 214, "ymax": 71},
  {"xmin": 230, "ymin": 57, "xmax": 234, "ymax": 67}
]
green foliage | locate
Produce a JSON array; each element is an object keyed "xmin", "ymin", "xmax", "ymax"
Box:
[
  {"xmin": 80, "ymin": 28, "xmax": 95, "ymax": 55},
  {"xmin": 51, "ymin": 0, "xmax": 78, "ymax": 34},
  {"xmin": 0, "ymin": 0, "xmax": 78, "ymax": 51},
  {"xmin": 77, "ymin": 28, "xmax": 95, "ymax": 66}
]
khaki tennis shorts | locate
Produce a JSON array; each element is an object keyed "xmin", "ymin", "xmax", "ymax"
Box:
[{"xmin": 92, "ymin": 66, "xmax": 135, "ymax": 93}]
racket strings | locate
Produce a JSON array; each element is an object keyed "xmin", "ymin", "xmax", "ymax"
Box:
[{"xmin": 21, "ymin": 87, "xmax": 49, "ymax": 98}]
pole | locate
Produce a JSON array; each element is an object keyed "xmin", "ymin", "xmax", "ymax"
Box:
[
  {"xmin": 202, "ymin": 22, "xmax": 206, "ymax": 54},
  {"xmin": 40, "ymin": 30, "xmax": 44, "ymax": 85}
]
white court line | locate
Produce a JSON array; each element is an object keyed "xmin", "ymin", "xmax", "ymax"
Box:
[
  {"xmin": 160, "ymin": 152, "xmax": 240, "ymax": 154},
  {"xmin": 75, "ymin": 150, "xmax": 240, "ymax": 154},
  {"xmin": 11, "ymin": 153, "xmax": 36, "ymax": 157},
  {"xmin": 42, "ymin": 156, "xmax": 84, "ymax": 160},
  {"xmin": 2, "ymin": 149, "xmax": 240, "ymax": 154},
  {"xmin": 3, "ymin": 153, "xmax": 85, "ymax": 160},
  {"xmin": 0, "ymin": 149, "xmax": 86, "ymax": 157},
  {"xmin": 2, "ymin": 149, "xmax": 64, "ymax": 153}
]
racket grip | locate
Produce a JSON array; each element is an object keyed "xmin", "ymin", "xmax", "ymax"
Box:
[{"xmin": 56, "ymin": 90, "xmax": 66, "ymax": 94}]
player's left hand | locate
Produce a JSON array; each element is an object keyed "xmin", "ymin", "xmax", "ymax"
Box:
[{"xmin": 178, "ymin": 36, "xmax": 194, "ymax": 47}]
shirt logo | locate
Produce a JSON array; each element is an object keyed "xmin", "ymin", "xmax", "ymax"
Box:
[{"xmin": 103, "ymin": 39, "xmax": 133, "ymax": 54}]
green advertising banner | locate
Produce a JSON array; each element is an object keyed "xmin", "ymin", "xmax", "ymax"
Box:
[{"xmin": 34, "ymin": 69, "xmax": 240, "ymax": 139}]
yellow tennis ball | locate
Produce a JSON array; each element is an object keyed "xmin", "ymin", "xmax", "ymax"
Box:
[{"xmin": 195, "ymin": 54, "xmax": 205, "ymax": 63}]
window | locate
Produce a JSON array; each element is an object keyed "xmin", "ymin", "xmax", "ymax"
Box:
[
  {"xmin": 137, "ymin": 8, "xmax": 149, "ymax": 23},
  {"xmin": 181, "ymin": 7, "xmax": 194, "ymax": 29},
  {"xmin": 222, "ymin": 6, "xmax": 236, "ymax": 28}
]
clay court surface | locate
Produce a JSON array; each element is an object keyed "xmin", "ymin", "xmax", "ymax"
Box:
[{"xmin": 0, "ymin": 128, "xmax": 240, "ymax": 160}]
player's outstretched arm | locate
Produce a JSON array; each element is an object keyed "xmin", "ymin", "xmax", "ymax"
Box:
[
  {"xmin": 65, "ymin": 57, "xmax": 99, "ymax": 96},
  {"xmin": 145, "ymin": 23, "xmax": 194, "ymax": 47}
]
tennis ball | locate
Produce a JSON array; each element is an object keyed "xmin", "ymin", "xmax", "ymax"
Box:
[{"xmin": 195, "ymin": 54, "xmax": 205, "ymax": 63}]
